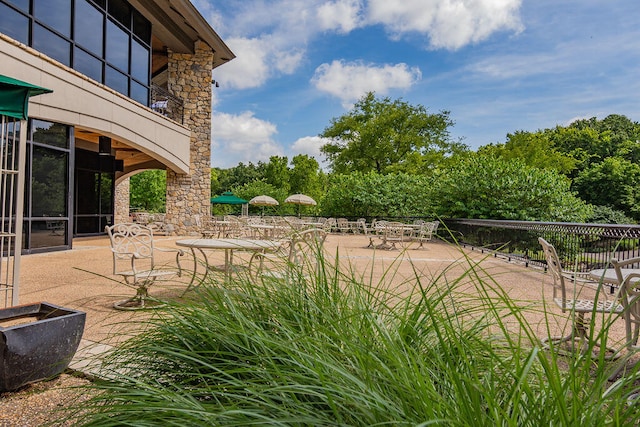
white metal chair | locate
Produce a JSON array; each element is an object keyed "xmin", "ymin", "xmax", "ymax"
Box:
[
  {"xmin": 106, "ymin": 223, "xmax": 184, "ymax": 310},
  {"xmin": 250, "ymin": 228, "xmax": 327, "ymax": 283},
  {"xmin": 538, "ymin": 237, "xmax": 622, "ymax": 357},
  {"xmin": 412, "ymin": 220, "xmax": 439, "ymax": 249},
  {"xmin": 336, "ymin": 218, "xmax": 350, "ymax": 234},
  {"xmin": 609, "ymin": 257, "xmax": 640, "ymax": 377}
]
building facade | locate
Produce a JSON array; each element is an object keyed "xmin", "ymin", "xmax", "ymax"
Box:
[{"xmin": 0, "ymin": 0, "xmax": 233, "ymax": 252}]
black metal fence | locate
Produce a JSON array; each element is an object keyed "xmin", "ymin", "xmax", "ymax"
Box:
[{"xmin": 440, "ymin": 219, "xmax": 640, "ymax": 272}]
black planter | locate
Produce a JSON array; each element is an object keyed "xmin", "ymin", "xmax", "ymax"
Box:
[{"xmin": 0, "ymin": 302, "xmax": 86, "ymax": 391}]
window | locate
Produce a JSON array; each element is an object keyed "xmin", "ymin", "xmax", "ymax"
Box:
[
  {"xmin": 106, "ymin": 18, "xmax": 129, "ymax": 72},
  {"xmin": 73, "ymin": 47, "xmax": 103, "ymax": 82},
  {"xmin": 74, "ymin": 0, "xmax": 104, "ymax": 56},
  {"xmin": 0, "ymin": 3, "xmax": 29, "ymax": 44},
  {"xmin": 0, "ymin": 0, "xmax": 151, "ymax": 105},
  {"xmin": 105, "ymin": 65, "xmax": 128, "ymax": 96},
  {"xmin": 31, "ymin": 119, "xmax": 70, "ymax": 149},
  {"xmin": 33, "ymin": 0, "xmax": 71, "ymax": 37},
  {"xmin": 4, "ymin": 0, "xmax": 28, "ymax": 12},
  {"xmin": 130, "ymin": 38, "xmax": 149, "ymax": 81},
  {"xmin": 24, "ymin": 119, "xmax": 72, "ymax": 252}
]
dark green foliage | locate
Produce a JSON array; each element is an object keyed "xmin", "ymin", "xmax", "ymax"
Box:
[
  {"xmin": 321, "ymin": 171, "xmax": 434, "ymax": 218},
  {"xmin": 431, "ymin": 155, "xmax": 592, "ymax": 221},
  {"xmin": 130, "ymin": 169, "xmax": 166, "ymax": 212}
]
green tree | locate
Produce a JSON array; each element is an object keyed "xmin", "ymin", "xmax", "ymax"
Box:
[
  {"xmin": 130, "ymin": 169, "xmax": 166, "ymax": 212},
  {"xmin": 431, "ymin": 155, "xmax": 591, "ymax": 222},
  {"xmin": 479, "ymin": 130, "xmax": 576, "ymax": 175},
  {"xmin": 289, "ymin": 154, "xmax": 324, "ymax": 200},
  {"xmin": 573, "ymin": 157, "xmax": 640, "ymax": 220},
  {"xmin": 213, "ymin": 162, "xmax": 263, "ymax": 195},
  {"xmin": 263, "ymin": 156, "xmax": 290, "ymax": 194},
  {"xmin": 320, "ymin": 92, "xmax": 463, "ymax": 174},
  {"xmin": 233, "ymin": 180, "xmax": 288, "ymax": 216}
]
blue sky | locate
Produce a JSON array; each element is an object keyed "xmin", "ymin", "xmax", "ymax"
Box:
[{"xmin": 193, "ymin": 0, "xmax": 640, "ymax": 169}]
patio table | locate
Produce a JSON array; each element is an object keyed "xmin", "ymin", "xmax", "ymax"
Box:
[
  {"xmin": 589, "ymin": 268, "xmax": 640, "ymax": 288},
  {"xmin": 176, "ymin": 238, "xmax": 284, "ymax": 292}
]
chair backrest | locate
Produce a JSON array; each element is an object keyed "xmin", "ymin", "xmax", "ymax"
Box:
[
  {"xmin": 323, "ymin": 217, "xmax": 336, "ymax": 233},
  {"xmin": 288, "ymin": 228, "xmax": 327, "ymax": 265},
  {"xmin": 385, "ymin": 221, "xmax": 408, "ymax": 241},
  {"xmin": 431, "ymin": 220, "xmax": 439, "ymax": 235},
  {"xmin": 611, "ymin": 257, "xmax": 640, "ymax": 349},
  {"xmin": 538, "ymin": 237, "xmax": 567, "ymax": 305},
  {"xmin": 106, "ymin": 223, "xmax": 157, "ymax": 274},
  {"xmin": 336, "ymin": 218, "xmax": 349, "ymax": 232}
]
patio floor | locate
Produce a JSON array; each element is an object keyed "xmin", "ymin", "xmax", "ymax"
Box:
[{"xmin": 13, "ymin": 232, "xmax": 628, "ymax": 371}]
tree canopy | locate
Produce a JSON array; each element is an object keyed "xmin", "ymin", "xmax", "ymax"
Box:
[{"xmin": 320, "ymin": 92, "xmax": 465, "ymax": 175}]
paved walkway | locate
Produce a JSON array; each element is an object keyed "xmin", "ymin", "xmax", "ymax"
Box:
[{"xmin": 10, "ymin": 233, "xmax": 628, "ymax": 374}]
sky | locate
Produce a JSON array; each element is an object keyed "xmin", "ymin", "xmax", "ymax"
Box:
[{"xmin": 192, "ymin": 0, "xmax": 640, "ymax": 169}]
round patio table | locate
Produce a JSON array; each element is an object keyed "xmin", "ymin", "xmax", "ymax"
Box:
[{"xmin": 176, "ymin": 238, "xmax": 284, "ymax": 292}]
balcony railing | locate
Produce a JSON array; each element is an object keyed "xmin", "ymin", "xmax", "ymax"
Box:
[
  {"xmin": 441, "ymin": 219, "xmax": 640, "ymax": 272},
  {"xmin": 150, "ymin": 84, "xmax": 183, "ymax": 124}
]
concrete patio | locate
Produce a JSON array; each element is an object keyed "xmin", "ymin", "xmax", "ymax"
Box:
[{"xmin": 12, "ymin": 232, "xmax": 629, "ymax": 372}]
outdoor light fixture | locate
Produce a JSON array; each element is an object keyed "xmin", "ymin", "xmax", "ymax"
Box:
[
  {"xmin": 98, "ymin": 136, "xmax": 112, "ymax": 156},
  {"xmin": 212, "ymin": 80, "xmax": 220, "ymax": 87}
]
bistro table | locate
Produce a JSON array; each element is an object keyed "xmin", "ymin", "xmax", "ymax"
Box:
[
  {"xmin": 589, "ymin": 267, "xmax": 640, "ymax": 296},
  {"xmin": 176, "ymin": 238, "xmax": 284, "ymax": 292},
  {"xmin": 589, "ymin": 268, "xmax": 640, "ymax": 285}
]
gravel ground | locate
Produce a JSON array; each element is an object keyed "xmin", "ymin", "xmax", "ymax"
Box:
[{"xmin": 0, "ymin": 373, "xmax": 93, "ymax": 427}]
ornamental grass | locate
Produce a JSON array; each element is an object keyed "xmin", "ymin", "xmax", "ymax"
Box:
[{"xmin": 67, "ymin": 245, "xmax": 640, "ymax": 426}]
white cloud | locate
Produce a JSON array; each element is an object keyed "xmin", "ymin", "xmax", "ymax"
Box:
[
  {"xmin": 206, "ymin": 0, "xmax": 524, "ymax": 89},
  {"xmin": 317, "ymin": 0, "xmax": 364, "ymax": 33},
  {"xmin": 311, "ymin": 60, "xmax": 422, "ymax": 106},
  {"xmin": 211, "ymin": 111, "xmax": 283, "ymax": 167},
  {"xmin": 366, "ymin": 0, "xmax": 523, "ymax": 49},
  {"xmin": 212, "ymin": 38, "xmax": 271, "ymax": 89},
  {"xmin": 290, "ymin": 135, "xmax": 328, "ymax": 158}
]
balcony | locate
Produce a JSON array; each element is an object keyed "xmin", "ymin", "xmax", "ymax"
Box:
[{"xmin": 150, "ymin": 84, "xmax": 184, "ymax": 124}]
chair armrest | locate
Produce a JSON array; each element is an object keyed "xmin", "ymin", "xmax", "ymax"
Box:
[{"xmin": 154, "ymin": 247, "xmax": 185, "ymax": 276}]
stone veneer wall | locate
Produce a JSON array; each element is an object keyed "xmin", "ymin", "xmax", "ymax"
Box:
[
  {"xmin": 165, "ymin": 41, "xmax": 213, "ymax": 234},
  {"xmin": 114, "ymin": 177, "xmax": 130, "ymax": 224}
]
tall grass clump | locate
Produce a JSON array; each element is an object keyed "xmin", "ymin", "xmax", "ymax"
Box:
[{"xmin": 69, "ymin": 245, "xmax": 640, "ymax": 426}]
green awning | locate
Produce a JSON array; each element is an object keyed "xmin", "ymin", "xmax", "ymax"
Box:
[
  {"xmin": 0, "ymin": 75, "xmax": 53, "ymax": 120},
  {"xmin": 210, "ymin": 191, "xmax": 248, "ymax": 205}
]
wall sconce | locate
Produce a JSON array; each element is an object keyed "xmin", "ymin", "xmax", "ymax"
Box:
[
  {"xmin": 212, "ymin": 80, "xmax": 220, "ymax": 88},
  {"xmin": 99, "ymin": 136, "xmax": 112, "ymax": 156}
]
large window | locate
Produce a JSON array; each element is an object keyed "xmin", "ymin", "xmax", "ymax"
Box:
[
  {"xmin": 74, "ymin": 149, "xmax": 115, "ymax": 235},
  {"xmin": 25, "ymin": 119, "xmax": 72, "ymax": 251},
  {"xmin": 0, "ymin": 0, "xmax": 151, "ymax": 105}
]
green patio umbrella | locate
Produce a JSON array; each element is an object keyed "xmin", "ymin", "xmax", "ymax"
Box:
[
  {"xmin": 210, "ymin": 191, "xmax": 248, "ymax": 204},
  {"xmin": 0, "ymin": 74, "xmax": 52, "ymax": 120}
]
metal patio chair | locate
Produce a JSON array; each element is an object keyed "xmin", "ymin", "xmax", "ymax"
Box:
[
  {"xmin": 539, "ymin": 237, "xmax": 622, "ymax": 358},
  {"xmin": 250, "ymin": 228, "xmax": 327, "ymax": 283},
  {"xmin": 106, "ymin": 223, "xmax": 184, "ymax": 310}
]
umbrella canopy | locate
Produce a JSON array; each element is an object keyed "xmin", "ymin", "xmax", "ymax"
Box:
[
  {"xmin": 210, "ymin": 191, "xmax": 248, "ymax": 205},
  {"xmin": 284, "ymin": 194, "xmax": 317, "ymax": 206},
  {"xmin": 249, "ymin": 195, "xmax": 279, "ymax": 206}
]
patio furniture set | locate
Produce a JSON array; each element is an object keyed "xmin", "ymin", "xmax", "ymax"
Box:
[
  {"xmin": 102, "ymin": 221, "xmax": 640, "ymax": 387},
  {"xmin": 539, "ymin": 237, "xmax": 640, "ymax": 380}
]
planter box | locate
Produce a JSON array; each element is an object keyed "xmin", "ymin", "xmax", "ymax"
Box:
[{"xmin": 0, "ymin": 302, "xmax": 86, "ymax": 391}]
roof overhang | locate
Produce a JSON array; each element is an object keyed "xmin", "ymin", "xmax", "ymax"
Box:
[{"xmin": 129, "ymin": 0, "xmax": 235, "ymax": 69}]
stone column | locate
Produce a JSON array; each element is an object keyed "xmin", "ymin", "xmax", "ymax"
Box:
[
  {"xmin": 165, "ymin": 41, "xmax": 213, "ymax": 234},
  {"xmin": 114, "ymin": 177, "xmax": 130, "ymax": 224}
]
